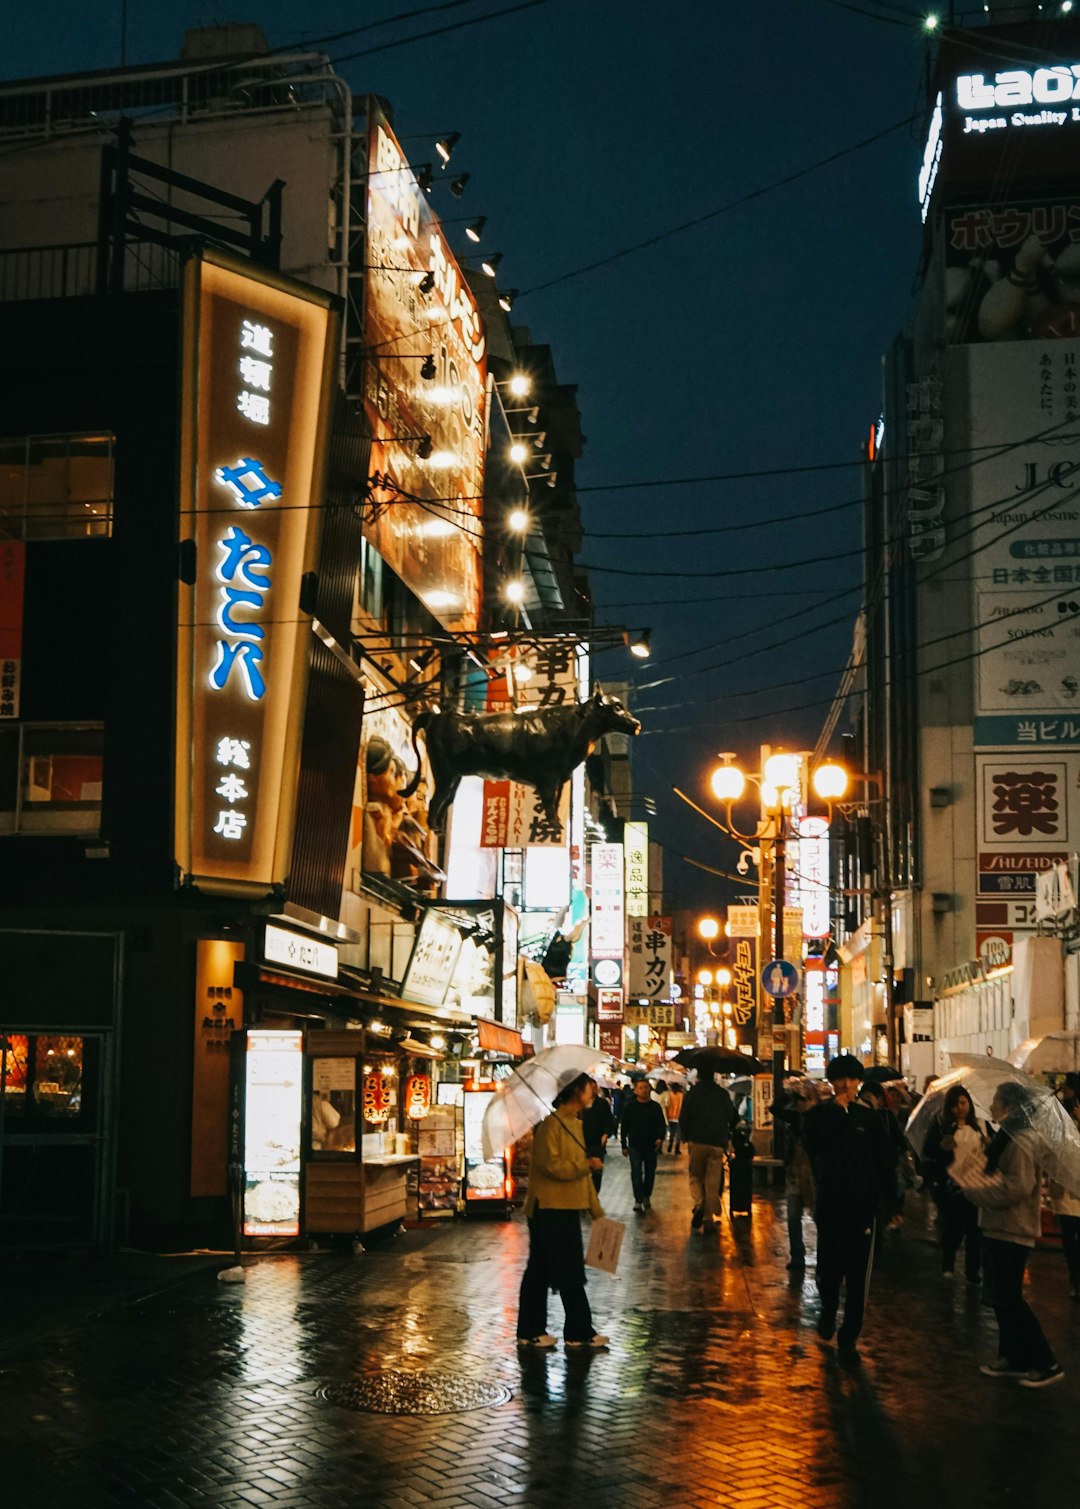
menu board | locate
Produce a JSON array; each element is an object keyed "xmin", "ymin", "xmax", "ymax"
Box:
[{"xmin": 242, "ymin": 1029, "xmax": 303, "ymax": 1236}]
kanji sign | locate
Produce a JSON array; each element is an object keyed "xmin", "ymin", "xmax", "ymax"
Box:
[
  {"xmin": 176, "ymin": 251, "xmax": 337, "ymax": 894},
  {"xmin": 480, "ymin": 778, "xmax": 570, "ymax": 848},
  {"xmin": 590, "ymin": 842, "xmax": 625, "ymax": 956},
  {"xmin": 982, "ymin": 760, "xmax": 1067, "ymax": 840},
  {"xmin": 624, "ymin": 822, "xmax": 649, "ymax": 917},
  {"xmin": 624, "ymin": 1002, "xmax": 675, "ymax": 1028},
  {"xmin": 726, "ymin": 906, "xmax": 759, "ymax": 938},
  {"xmin": 627, "ymin": 914, "xmax": 672, "ymax": 1000}
]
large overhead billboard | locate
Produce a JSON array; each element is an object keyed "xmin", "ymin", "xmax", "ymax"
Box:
[{"xmin": 363, "ymin": 106, "xmax": 487, "ymax": 633}]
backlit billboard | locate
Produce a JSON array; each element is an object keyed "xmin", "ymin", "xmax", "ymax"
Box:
[{"xmin": 363, "ymin": 106, "xmax": 486, "ymax": 632}]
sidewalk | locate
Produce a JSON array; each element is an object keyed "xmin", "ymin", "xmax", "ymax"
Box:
[{"xmin": 1, "ymin": 1150, "xmax": 1077, "ymax": 1507}]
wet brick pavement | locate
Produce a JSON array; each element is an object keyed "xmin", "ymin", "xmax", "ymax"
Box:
[{"xmin": 2, "ymin": 1152, "xmax": 1078, "ymax": 1508}]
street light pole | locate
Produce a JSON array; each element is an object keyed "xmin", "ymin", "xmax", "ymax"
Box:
[{"xmin": 772, "ymin": 824, "xmax": 786, "ymax": 1161}]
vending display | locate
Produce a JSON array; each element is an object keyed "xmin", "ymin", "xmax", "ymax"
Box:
[
  {"xmin": 462, "ymin": 1085, "xmax": 512, "ymax": 1213},
  {"xmin": 241, "ymin": 1029, "xmax": 303, "ymax": 1236},
  {"xmin": 418, "ymin": 1105, "xmax": 462, "ymax": 1217}
]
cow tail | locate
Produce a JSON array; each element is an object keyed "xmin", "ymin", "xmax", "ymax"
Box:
[{"xmin": 398, "ymin": 711, "xmax": 432, "ymax": 798}]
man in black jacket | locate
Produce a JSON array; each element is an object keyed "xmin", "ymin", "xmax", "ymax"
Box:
[
  {"xmin": 803, "ymin": 1054, "xmax": 900, "ymax": 1357},
  {"xmin": 620, "ymin": 1078, "xmax": 666, "ymax": 1211},
  {"xmin": 680, "ymin": 1074, "xmax": 736, "ymax": 1233},
  {"xmin": 581, "ymin": 1082, "xmax": 617, "ymax": 1193}
]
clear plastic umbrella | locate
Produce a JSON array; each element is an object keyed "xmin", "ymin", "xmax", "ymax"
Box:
[
  {"xmin": 481, "ymin": 1045, "xmax": 611, "ymax": 1160},
  {"xmin": 906, "ymin": 1060, "xmax": 1080, "ymax": 1194},
  {"xmin": 1010, "ymin": 1032, "xmax": 1080, "ymax": 1075}
]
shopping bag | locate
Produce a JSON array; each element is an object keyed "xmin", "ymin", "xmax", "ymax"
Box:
[{"xmin": 585, "ymin": 1216, "xmax": 626, "ymax": 1275}]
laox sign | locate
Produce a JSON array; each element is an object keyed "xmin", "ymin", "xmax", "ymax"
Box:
[{"xmin": 958, "ymin": 65, "xmax": 1080, "ymax": 110}]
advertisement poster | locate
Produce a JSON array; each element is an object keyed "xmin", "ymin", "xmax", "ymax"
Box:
[
  {"xmin": 627, "ymin": 915, "xmax": 672, "ymax": 1001},
  {"xmin": 242, "ymin": 1029, "xmax": 303, "ymax": 1237},
  {"xmin": 362, "ymin": 106, "xmax": 486, "ymax": 633}
]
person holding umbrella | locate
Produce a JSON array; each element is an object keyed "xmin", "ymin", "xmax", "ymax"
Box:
[
  {"xmin": 679, "ymin": 1067, "xmax": 736, "ymax": 1233},
  {"xmin": 955, "ymin": 1080, "xmax": 1064, "ymax": 1388},
  {"xmin": 516, "ymin": 1071, "xmax": 609, "ymax": 1352}
]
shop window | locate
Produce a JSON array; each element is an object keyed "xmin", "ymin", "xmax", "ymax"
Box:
[
  {"xmin": 0, "ymin": 433, "xmax": 114, "ymax": 541},
  {"xmin": 33, "ymin": 1035, "xmax": 84, "ymax": 1117},
  {"xmin": 0, "ymin": 723, "xmax": 103, "ymax": 835},
  {"xmin": 1, "ymin": 1032, "xmax": 92, "ymax": 1124},
  {"xmin": 0, "ymin": 1033, "xmax": 29, "ymax": 1115}
]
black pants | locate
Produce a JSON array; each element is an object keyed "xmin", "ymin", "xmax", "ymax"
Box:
[
  {"xmin": 940, "ymin": 1186, "xmax": 981, "ymax": 1279},
  {"xmin": 1060, "ymin": 1214, "xmax": 1080, "ymax": 1285},
  {"xmin": 816, "ymin": 1214, "xmax": 876, "ymax": 1345},
  {"xmin": 517, "ymin": 1208, "xmax": 594, "ymax": 1342},
  {"xmin": 982, "ymin": 1236, "xmax": 1056, "ymax": 1371},
  {"xmin": 627, "ymin": 1146, "xmax": 658, "ymax": 1203}
]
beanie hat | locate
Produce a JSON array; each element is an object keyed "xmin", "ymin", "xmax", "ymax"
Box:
[{"xmin": 826, "ymin": 1053, "xmax": 865, "ymax": 1083}]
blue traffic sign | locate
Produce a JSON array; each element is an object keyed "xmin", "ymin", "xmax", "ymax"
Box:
[{"xmin": 761, "ymin": 959, "xmax": 801, "ymax": 997}]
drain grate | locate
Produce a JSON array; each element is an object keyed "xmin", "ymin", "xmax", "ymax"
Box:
[{"xmin": 317, "ymin": 1369, "xmax": 512, "ymax": 1415}]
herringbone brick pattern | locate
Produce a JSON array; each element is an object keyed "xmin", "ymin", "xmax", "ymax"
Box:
[{"xmin": 1, "ymin": 1154, "xmax": 1077, "ymax": 1507}]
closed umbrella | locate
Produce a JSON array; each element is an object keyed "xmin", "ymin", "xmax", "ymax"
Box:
[
  {"xmin": 1010, "ymin": 1033, "xmax": 1080, "ymax": 1076},
  {"xmin": 906, "ymin": 1060, "xmax": 1080, "ymax": 1194},
  {"xmin": 481, "ymin": 1045, "xmax": 611, "ymax": 1160}
]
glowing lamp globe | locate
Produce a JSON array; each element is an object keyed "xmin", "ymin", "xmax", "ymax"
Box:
[
  {"xmin": 813, "ymin": 762, "xmax": 850, "ymax": 801},
  {"xmin": 698, "ymin": 916, "xmax": 721, "ymax": 941},
  {"xmin": 711, "ymin": 763, "xmax": 746, "ymax": 803}
]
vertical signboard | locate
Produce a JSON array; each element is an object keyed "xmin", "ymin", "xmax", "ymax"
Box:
[
  {"xmin": 627, "ymin": 915, "xmax": 672, "ymax": 1000},
  {"xmin": 364, "ymin": 106, "xmax": 486, "ymax": 632},
  {"xmin": 176, "ymin": 251, "xmax": 338, "ymax": 894},
  {"xmin": 480, "ymin": 638, "xmax": 579, "ymax": 846},
  {"xmin": 242, "ymin": 1028, "xmax": 303, "ymax": 1237},
  {"xmin": 0, "ymin": 540, "xmax": 24, "ymax": 721},
  {"xmin": 590, "ymin": 842, "xmax": 624, "ymax": 957},
  {"xmin": 731, "ymin": 936, "xmax": 758, "ymax": 1037},
  {"xmin": 191, "ymin": 939, "xmax": 244, "ymax": 1197},
  {"xmin": 624, "ymin": 822, "xmax": 649, "ymax": 916},
  {"xmin": 797, "ymin": 817, "xmax": 830, "ymax": 938}
]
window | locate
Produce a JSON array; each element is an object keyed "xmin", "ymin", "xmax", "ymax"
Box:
[
  {"xmin": 0, "ymin": 433, "xmax": 114, "ymax": 541},
  {"xmin": 0, "ymin": 723, "xmax": 103, "ymax": 834},
  {"xmin": 1, "ymin": 1031, "xmax": 97, "ymax": 1128}
]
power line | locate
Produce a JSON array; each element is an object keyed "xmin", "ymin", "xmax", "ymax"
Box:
[{"xmin": 520, "ymin": 112, "xmax": 917, "ymax": 298}]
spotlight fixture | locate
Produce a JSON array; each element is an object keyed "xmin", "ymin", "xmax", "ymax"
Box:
[
  {"xmin": 418, "ymin": 270, "xmax": 436, "ymax": 294},
  {"xmin": 505, "ymin": 579, "xmax": 525, "ymax": 605},
  {"xmin": 481, "ymin": 252, "xmax": 503, "ymax": 278},
  {"xmin": 498, "ymin": 288, "xmax": 518, "ymax": 313},
  {"xmin": 420, "ymin": 354, "xmax": 437, "ymax": 381},
  {"xmin": 417, "ymin": 164, "xmax": 434, "ymax": 193},
  {"xmin": 465, "ymin": 216, "xmax": 486, "ymax": 243},
  {"xmin": 509, "ymin": 442, "xmax": 529, "ymax": 465},
  {"xmin": 435, "ymin": 131, "xmax": 461, "ymax": 165},
  {"xmin": 508, "ymin": 508, "xmax": 529, "ymax": 533},
  {"xmin": 507, "ymin": 373, "xmax": 530, "ymax": 398},
  {"xmin": 449, "ymin": 173, "xmax": 470, "ymax": 197},
  {"xmin": 626, "ymin": 628, "xmax": 652, "ymax": 660}
]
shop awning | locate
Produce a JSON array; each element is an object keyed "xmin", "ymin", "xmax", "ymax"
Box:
[
  {"xmin": 399, "ymin": 1037, "xmax": 444, "ymax": 1059},
  {"xmin": 476, "ymin": 1018, "xmax": 525, "ymax": 1057}
]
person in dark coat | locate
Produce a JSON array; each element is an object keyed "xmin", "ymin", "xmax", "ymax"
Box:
[
  {"xmin": 803, "ymin": 1054, "xmax": 901, "ymax": 1357},
  {"xmin": 619, "ymin": 1078, "xmax": 666, "ymax": 1211},
  {"xmin": 680, "ymin": 1073, "xmax": 736, "ymax": 1233},
  {"xmin": 581, "ymin": 1082, "xmax": 617, "ymax": 1194}
]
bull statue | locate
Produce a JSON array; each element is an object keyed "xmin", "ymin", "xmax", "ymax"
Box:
[{"xmin": 399, "ymin": 687, "xmax": 641, "ymax": 831}]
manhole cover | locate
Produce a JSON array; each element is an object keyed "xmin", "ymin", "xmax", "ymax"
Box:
[{"xmin": 317, "ymin": 1370, "xmax": 512, "ymax": 1415}]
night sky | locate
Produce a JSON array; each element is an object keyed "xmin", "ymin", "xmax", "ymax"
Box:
[{"xmin": 6, "ymin": 0, "xmax": 933, "ymax": 909}]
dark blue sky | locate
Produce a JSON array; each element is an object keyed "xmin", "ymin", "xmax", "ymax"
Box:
[{"xmin": 6, "ymin": 0, "xmax": 932, "ymax": 907}]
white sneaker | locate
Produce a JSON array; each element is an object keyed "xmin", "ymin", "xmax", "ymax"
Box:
[
  {"xmin": 517, "ymin": 1334, "xmax": 557, "ymax": 1350},
  {"xmin": 565, "ymin": 1334, "xmax": 609, "ymax": 1349}
]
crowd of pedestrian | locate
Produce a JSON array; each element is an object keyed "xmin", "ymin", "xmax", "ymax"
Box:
[{"xmin": 516, "ymin": 1054, "xmax": 1074, "ymax": 1389}]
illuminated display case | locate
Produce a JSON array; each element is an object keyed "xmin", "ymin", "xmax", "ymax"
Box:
[
  {"xmin": 461, "ymin": 1084, "xmax": 512, "ymax": 1217},
  {"xmin": 234, "ymin": 1028, "xmax": 304, "ymax": 1238}
]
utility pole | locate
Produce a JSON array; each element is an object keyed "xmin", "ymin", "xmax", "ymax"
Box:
[{"xmin": 772, "ymin": 824, "xmax": 786, "ymax": 1161}]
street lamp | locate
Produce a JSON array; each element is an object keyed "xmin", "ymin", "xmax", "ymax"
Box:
[{"xmin": 709, "ymin": 748, "xmax": 805, "ymax": 1158}]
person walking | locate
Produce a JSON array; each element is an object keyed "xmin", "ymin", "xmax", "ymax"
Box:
[
  {"xmin": 517, "ymin": 1072, "xmax": 609, "ymax": 1351},
  {"xmin": 773, "ymin": 1077, "xmax": 819, "ymax": 1270},
  {"xmin": 1052, "ymin": 1089, "xmax": 1080, "ymax": 1300},
  {"xmin": 680, "ymin": 1071, "xmax": 736, "ymax": 1234},
  {"xmin": 663, "ymin": 1082, "xmax": 684, "ymax": 1154},
  {"xmin": 581, "ymin": 1081, "xmax": 616, "ymax": 1194},
  {"xmin": 803, "ymin": 1054, "xmax": 900, "ymax": 1357},
  {"xmin": 957, "ymin": 1081, "xmax": 1064, "ymax": 1388},
  {"xmin": 620, "ymin": 1077, "xmax": 666, "ymax": 1211},
  {"xmin": 921, "ymin": 1083, "xmax": 985, "ymax": 1282}
]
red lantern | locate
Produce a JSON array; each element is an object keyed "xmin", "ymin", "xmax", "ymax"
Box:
[{"xmin": 362, "ymin": 1071, "xmax": 389, "ymax": 1123}]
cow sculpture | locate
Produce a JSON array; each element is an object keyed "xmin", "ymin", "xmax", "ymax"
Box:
[{"xmin": 399, "ymin": 687, "xmax": 641, "ymax": 831}]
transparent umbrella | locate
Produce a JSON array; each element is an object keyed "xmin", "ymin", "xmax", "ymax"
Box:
[
  {"xmin": 906, "ymin": 1060, "xmax": 1080, "ymax": 1194},
  {"xmin": 1010, "ymin": 1032, "xmax": 1080, "ymax": 1075},
  {"xmin": 481, "ymin": 1045, "xmax": 611, "ymax": 1161}
]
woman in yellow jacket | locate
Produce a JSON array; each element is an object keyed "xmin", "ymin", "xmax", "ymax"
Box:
[{"xmin": 517, "ymin": 1072, "xmax": 609, "ymax": 1351}]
